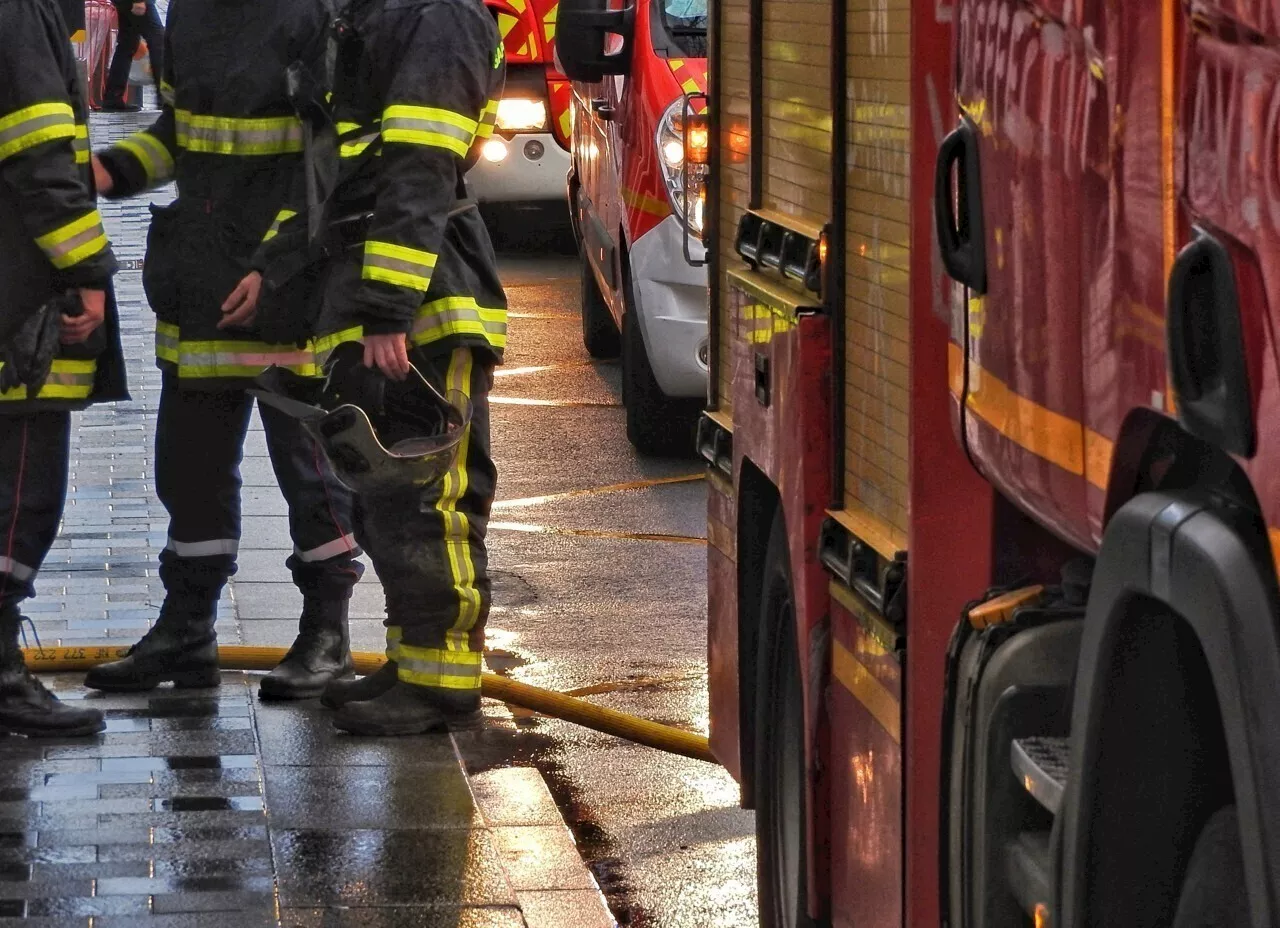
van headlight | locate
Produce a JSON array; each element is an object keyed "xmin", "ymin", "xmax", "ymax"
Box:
[
  {"xmin": 656, "ymin": 98, "xmax": 710, "ymax": 239},
  {"xmin": 497, "ymin": 98, "xmax": 548, "ymax": 133}
]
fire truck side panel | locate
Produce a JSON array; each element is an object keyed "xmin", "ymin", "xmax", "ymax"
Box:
[
  {"xmin": 827, "ymin": 593, "xmax": 903, "ymax": 928},
  {"xmin": 706, "ymin": 470, "xmax": 741, "ymax": 780},
  {"xmin": 907, "ymin": 1, "xmax": 997, "ymax": 925}
]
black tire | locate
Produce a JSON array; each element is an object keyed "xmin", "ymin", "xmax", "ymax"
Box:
[
  {"xmin": 754, "ymin": 515, "xmax": 818, "ymax": 928},
  {"xmin": 1171, "ymin": 806, "xmax": 1249, "ymax": 928},
  {"xmin": 621, "ymin": 303, "xmax": 699, "ymax": 456},
  {"xmin": 579, "ymin": 241, "xmax": 620, "ymax": 360}
]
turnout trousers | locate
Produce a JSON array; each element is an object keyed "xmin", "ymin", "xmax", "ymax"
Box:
[
  {"xmin": 155, "ymin": 376, "xmax": 363, "ymax": 600},
  {"xmin": 356, "ymin": 347, "xmax": 496, "ymax": 703},
  {"xmin": 0, "ymin": 412, "xmax": 70, "ymax": 612},
  {"xmin": 104, "ymin": 1, "xmax": 164, "ymax": 101}
]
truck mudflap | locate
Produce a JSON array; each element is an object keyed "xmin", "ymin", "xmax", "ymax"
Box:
[{"xmin": 1057, "ymin": 491, "xmax": 1280, "ymax": 928}]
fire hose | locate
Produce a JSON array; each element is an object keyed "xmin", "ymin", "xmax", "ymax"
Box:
[{"xmin": 20, "ymin": 645, "xmax": 717, "ymax": 764}]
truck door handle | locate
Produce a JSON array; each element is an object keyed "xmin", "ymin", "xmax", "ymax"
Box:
[
  {"xmin": 591, "ymin": 98, "xmax": 615, "ymax": 121},
  {"xmin": 934, "ymin": 117, "xmax": 987, "ymax": 294}
]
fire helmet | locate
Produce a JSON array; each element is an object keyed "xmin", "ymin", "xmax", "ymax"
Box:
[{"xmin": 251, "ymin": 341, "xmax": 470, "ymax": 497}]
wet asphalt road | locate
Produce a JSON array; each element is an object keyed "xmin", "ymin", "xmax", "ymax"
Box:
[{"xmin": 479, "ymin": 219, "xmax": 757, "ymax": 928}]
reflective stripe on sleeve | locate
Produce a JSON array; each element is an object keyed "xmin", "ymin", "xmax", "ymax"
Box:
[
  {"xmin": 73, "ymin": 124, "xmax": 89, "ymax": 164},
  {"xmin": 0, "ymin": 358, "xmax": 96, "ymax": 401},
  {"xmin": 411, "ymin": 297, "xmax": 507, "ymax": 350},
  {"xmin": 337, "ymin": 120, "xmax": 379, "ymax": 159},
  {"xmin": 395, "ymin": 642, "xmax": 483, "ymax": 690},
  {"xmin": 175, "ymin": 110, "xmax": 303, "ymax": 155},
  {"xmin": 0, "ymin": 102, "xmax": 75, "ymax": 161},
  {"xmin": 261, "ymin": 208, "xmax": 298, "ymax": 243},
  {"xmin": 114, "ymin": 131, "xmax": 174, "ymax": 183},
  {"xmin": 293, "ymin": 534, "xmax": 358, "ymax": 563},
  {"xmin": 362, "ymin": 240, "xmax": 437, "ymax": 292},
  {"xmin": 34, "ymin": 210, "xmax": 108, "ymax": 269},
  {"xmin": 0, "ymin": 556, "xmax": 35, "ymax": 582},
  {"xmin": 160, "ymin": 79, "xmax": 175, "ymax": 105},
  {"xmin": 380, "ymin": 104, "xmax": 478, "ymax": 156},
  {"xmin": 475, "ymin": 99, "xmax": 500, "ymax": 141},
  {"xmin": 155, "ymin": 321, "xmax": 319, "ymax": 379},
  {"xmin": 165, "ymin": 536, "xmax": 239, "ymax": 558}
]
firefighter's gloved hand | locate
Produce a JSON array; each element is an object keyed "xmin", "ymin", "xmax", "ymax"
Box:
[{"xmin": 0, "ymin": 294, "xmax": 74, "ymax": 396}]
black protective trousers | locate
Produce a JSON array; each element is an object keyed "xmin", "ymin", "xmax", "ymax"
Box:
[
  {"xmin": 155, "ymin": 377, "xmax": 363, "ymax": 601},
  {"xmin": 356, "ymin": 347, "xmax": 495, "ymax": 701},
  {"xmin": 104, "ymin": 1, "xmax": 164, "ymax": 101},
  {"xmin": 0, "ymin": 412, "xmax": 70, "ymax": 613}
]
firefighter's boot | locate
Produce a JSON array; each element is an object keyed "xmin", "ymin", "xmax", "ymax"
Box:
[
  {"xmin": 259, "ymin": 598, "xmax": 354, "ymax": 701},
  {"xmin": 84, "ymin": 592, "xmax": 220, "ymax": 692},
  {"xmin": 331, "ymin": 681, "xmax": 482, "ymax": 737},
  {"xmin": 320, "ymin": 659, "xmax": 398, "ymax": 710},
  {"xmin": 0, "ymin": 607, "xmax": 105, "ymax": 737}
]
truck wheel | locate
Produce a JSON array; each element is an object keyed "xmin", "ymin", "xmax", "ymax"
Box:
[
  {"xmin": 754, "ymin": 515, "xmax": 817, "ymax": 928},
  {"xmin": 580, "ymin": 242, "xmax": 620, "ymax": 359},
  {"xmin": 1171, "ymin": 806, "xmax": 1249, "ymax": 928},
  {"xmin": 621, "ymin": 307, "xmax": 698, "ymax": 456}
]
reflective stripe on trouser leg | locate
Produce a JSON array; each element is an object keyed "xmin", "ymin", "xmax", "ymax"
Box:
[
  {"xmin": 352, "ymin": 348, "xmax": 496, "ymax": 693},
  {"xmin": 155, "ymin": 379, "xmax": 254, "ymax": 595},
  {"xmin": 257, "ymin": 401, "xmax": 364, "ymax": 599},
  {"xmin": 0, "ymin": 413, "xmax": 70, "ymax": 607}
]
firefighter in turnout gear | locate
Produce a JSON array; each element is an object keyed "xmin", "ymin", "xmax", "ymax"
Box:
[
  {"xmin": 0, "ymin": 0, "xmax": 125, "ymax": 736},
  {"xmin": 85, "ymin": 0, "xmax": 365, "ymax": 701},
  {"xmin": 248, "ymin": 0, "xmax": 507, "ymax": 735}
]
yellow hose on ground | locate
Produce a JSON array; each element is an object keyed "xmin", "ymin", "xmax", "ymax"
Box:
[{"xmin": 20, "ymin": 644, "xmax": 718, "ymax": 764}]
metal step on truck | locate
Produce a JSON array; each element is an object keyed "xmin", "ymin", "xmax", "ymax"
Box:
[{"xmin": 692, "ymin": 0, "xmax": 1280, "ymax": 925}]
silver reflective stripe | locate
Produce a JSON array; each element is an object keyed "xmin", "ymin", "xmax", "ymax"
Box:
[
  {"xmin": 0, "ymin": 556, "xmax": 35, "ymax": 582},
  {"xmin": 165, "ymin": 537, "xmax": 239, "ymax": 557},
  {"xmin": 0, "ymin": 111, "xmax": 74, "ymax": 150},
  {"xmin": 412, "ymin": 303, "xmax": 508, "ymax": 340},
  {"xmin": 380, "ymin": 115, "xmax": 475, "ymax": 145},
  {"xmin": 294, "ymin": 534, "xmax": 358, "ymax": 563},
  {"xmin": 397, "ymin": 656, "xmax": 483, "ymax": 679}
]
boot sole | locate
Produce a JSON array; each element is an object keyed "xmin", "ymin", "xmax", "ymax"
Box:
[
  {"xmin": 332, "ymin": 710, "xmax": 484, "ymax": 737},
  {"xmin": 0, "ymin": 718, "xmax": 106, "ymax": 738},
  {"xmin": 84, "ymin": 667, "xmax": 221, "ymax": 693},
  {"xmin": 259, "ymin": 673, "xmax": 355, "ymax": 702}
]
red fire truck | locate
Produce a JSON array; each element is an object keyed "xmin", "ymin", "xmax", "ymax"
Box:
[{"xmin": 690, "ymin": 0, "xmax": 1280, "ymax": 925}]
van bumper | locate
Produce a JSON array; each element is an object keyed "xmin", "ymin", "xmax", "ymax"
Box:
[
  {"xmin": 629, "ymin": 214, "xmax": 710, "ymax": 398},
  {"xmin": 465, "ymin": 133, "xmax": 572, "ymax": 204}
]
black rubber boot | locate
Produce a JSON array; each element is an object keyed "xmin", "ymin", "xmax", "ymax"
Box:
[
  {"xmin": 259, "ymin": 598, "xmax": 355, "ymax": 701},
  {"xmin": 0, "ymin": 608, "xmax": 105, "ymax": 737},
  {"xmin": 320, "ymin": 659, "xmax": 399, "ymax": 710},
  {"xmin": 84, "ymin": 592, "xmax": 219, "ymax": 692},
  {"xmin": 332, "ymin": 681, "xmax": 483, "ymax": 737}
]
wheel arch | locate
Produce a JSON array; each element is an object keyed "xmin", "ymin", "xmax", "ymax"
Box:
[
  {"xmin": 1058, "ymin": 489, "xmax": 1280, "ymax": 928},
  {"xmin": 735, "ymin": 456, "xmax": 781, "ymax": 809}
]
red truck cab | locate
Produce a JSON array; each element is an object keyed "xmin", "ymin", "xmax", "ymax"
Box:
[{"xmin": 556, "ymin": 0, "xmax": 710, "ymax": 454}]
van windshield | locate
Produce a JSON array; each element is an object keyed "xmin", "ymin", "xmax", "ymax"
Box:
[{"xmin": 659, "ymin": 0, "xmax": 708, "ymax": 57}]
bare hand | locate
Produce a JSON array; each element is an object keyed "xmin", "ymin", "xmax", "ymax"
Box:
[
  {"xmin": 219, "ymin": 271, "xmax": 262, "ymax": 329},
  {"xmin": 131, "ymin": 2, "xmax": 146, "ymax": 14},
  {"xmin": 61, "ymin": 289, "xmax": 105, "ymax": 344},
  {"xmin": 363, "ymin": 333, "xmax": 411, "ymax": 381},
  {"xmin": 91, "ymin": 155, "xmax": 113, "ymax": 195}
]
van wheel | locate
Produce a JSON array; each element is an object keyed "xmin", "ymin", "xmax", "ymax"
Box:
[
  {"xmin": 755, "ymin": 514, "xmax": 817, "ymax": 928},
  {"xmin": 580, "ymin": 241, "xmax": 620, "ymax": 359},
  {"xmin": 621, "ymin": 307, "xmax": 698, "ymax": 456},
  {"xmin": 1171, "ymin": 806, "xmax": 1249, "ymax": 928}
]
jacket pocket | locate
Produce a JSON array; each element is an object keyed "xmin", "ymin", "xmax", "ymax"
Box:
[{"xmin": 142, "ymin": 202, "xmax": 183, "ymax": 319}]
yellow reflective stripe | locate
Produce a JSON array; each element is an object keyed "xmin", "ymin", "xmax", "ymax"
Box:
[
  {"xmin": 381, "ymin": 104, "xmax": 477, "ymax": 156},
  {"xmin": 0, "ymin": 358, "xmax": 95, "ymax": 401},
  {"xmin": 0, "ymin": 102, "xmax": 76, "ymax": 161},
  {"xmin": 35, "ymin": 210, "xmax": 108, "ymax": 269},
  {"xmin": 411, "ymin": 297, "xmax": 507, "ymax": 350},
  {"xmin": 73, "ymin": 124, "xmax": 89, "ymax": 164},
  {"xmin": 439, "ymin": 348, "xmax": 483, "ymax": 640},
  {"xmin": 386, "ymin": 625, "xmax": 403, "ymax": 661},
  {"xmin": 114, "ymin": 131, "xmax": 174, "ymax": 183},
  {"xmin": 312, "ymin": 327, "xmax": 365, "ymax": 367},
  {"xmin": 155, "ymin": 321, "xmax": 319, "ymax": 378},
  {"xmin": 475, "ymin": 99, "xmax": 499, "ymax": 141},
  {"xmin": 396, "ymin": 640, "xmax": 483, "ymax": 690},
  {"xmin": 174, "ymin": 110, "xmax": 303, "ymax": 155},
  {"xmin": 159, "ymin": 79, "xmax": 175, "ymax": 105},
  {"xmin": 337, "ymin": 120, "xmax": 379, "ymax": 158},
  {"xmin": 362, "ymin": 240, "xmax": 437, "ymax": 291},
  {"xmin": 261, "ymin": 208, "xmax": 298, "ymax": 243}
]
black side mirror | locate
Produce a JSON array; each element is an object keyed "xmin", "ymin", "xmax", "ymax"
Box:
[{"xmin": 556, "ymin": 0, "xmax": 635, "ymax": 83}]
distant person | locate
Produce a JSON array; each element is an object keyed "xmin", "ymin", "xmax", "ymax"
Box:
[
  {"xmin": 0, "ymin": 0, "xmax": 126, "ymax": 735},
  {"xmin": 100, "ymin": 0, "xmax": 163, "ymax": 112}
]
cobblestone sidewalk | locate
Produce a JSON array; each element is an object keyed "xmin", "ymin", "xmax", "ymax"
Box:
[{"xmin": 0, "ymin": 111, "xmax": 614, "ymax": 928}]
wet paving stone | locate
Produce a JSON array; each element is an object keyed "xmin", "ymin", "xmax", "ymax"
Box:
[
  {"xmin": 263, "ymin": 765, "xmax": 478, "ymax": 830},
  {"xmin": 280, "ymin": 906, "xmax": 528, "ymax": 928}
]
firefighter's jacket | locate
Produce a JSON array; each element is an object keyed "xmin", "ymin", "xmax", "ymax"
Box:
[
  {"xmin": 0, "ymin": 0, "xmax": 125, "ymax": 412},
  {"xmin": 263, "ymin": 0, "xmax": 508, "ymax": 365},
  {"xmin": 96, "ymin": 0, "xmax": 329, "ymax": 388}
]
